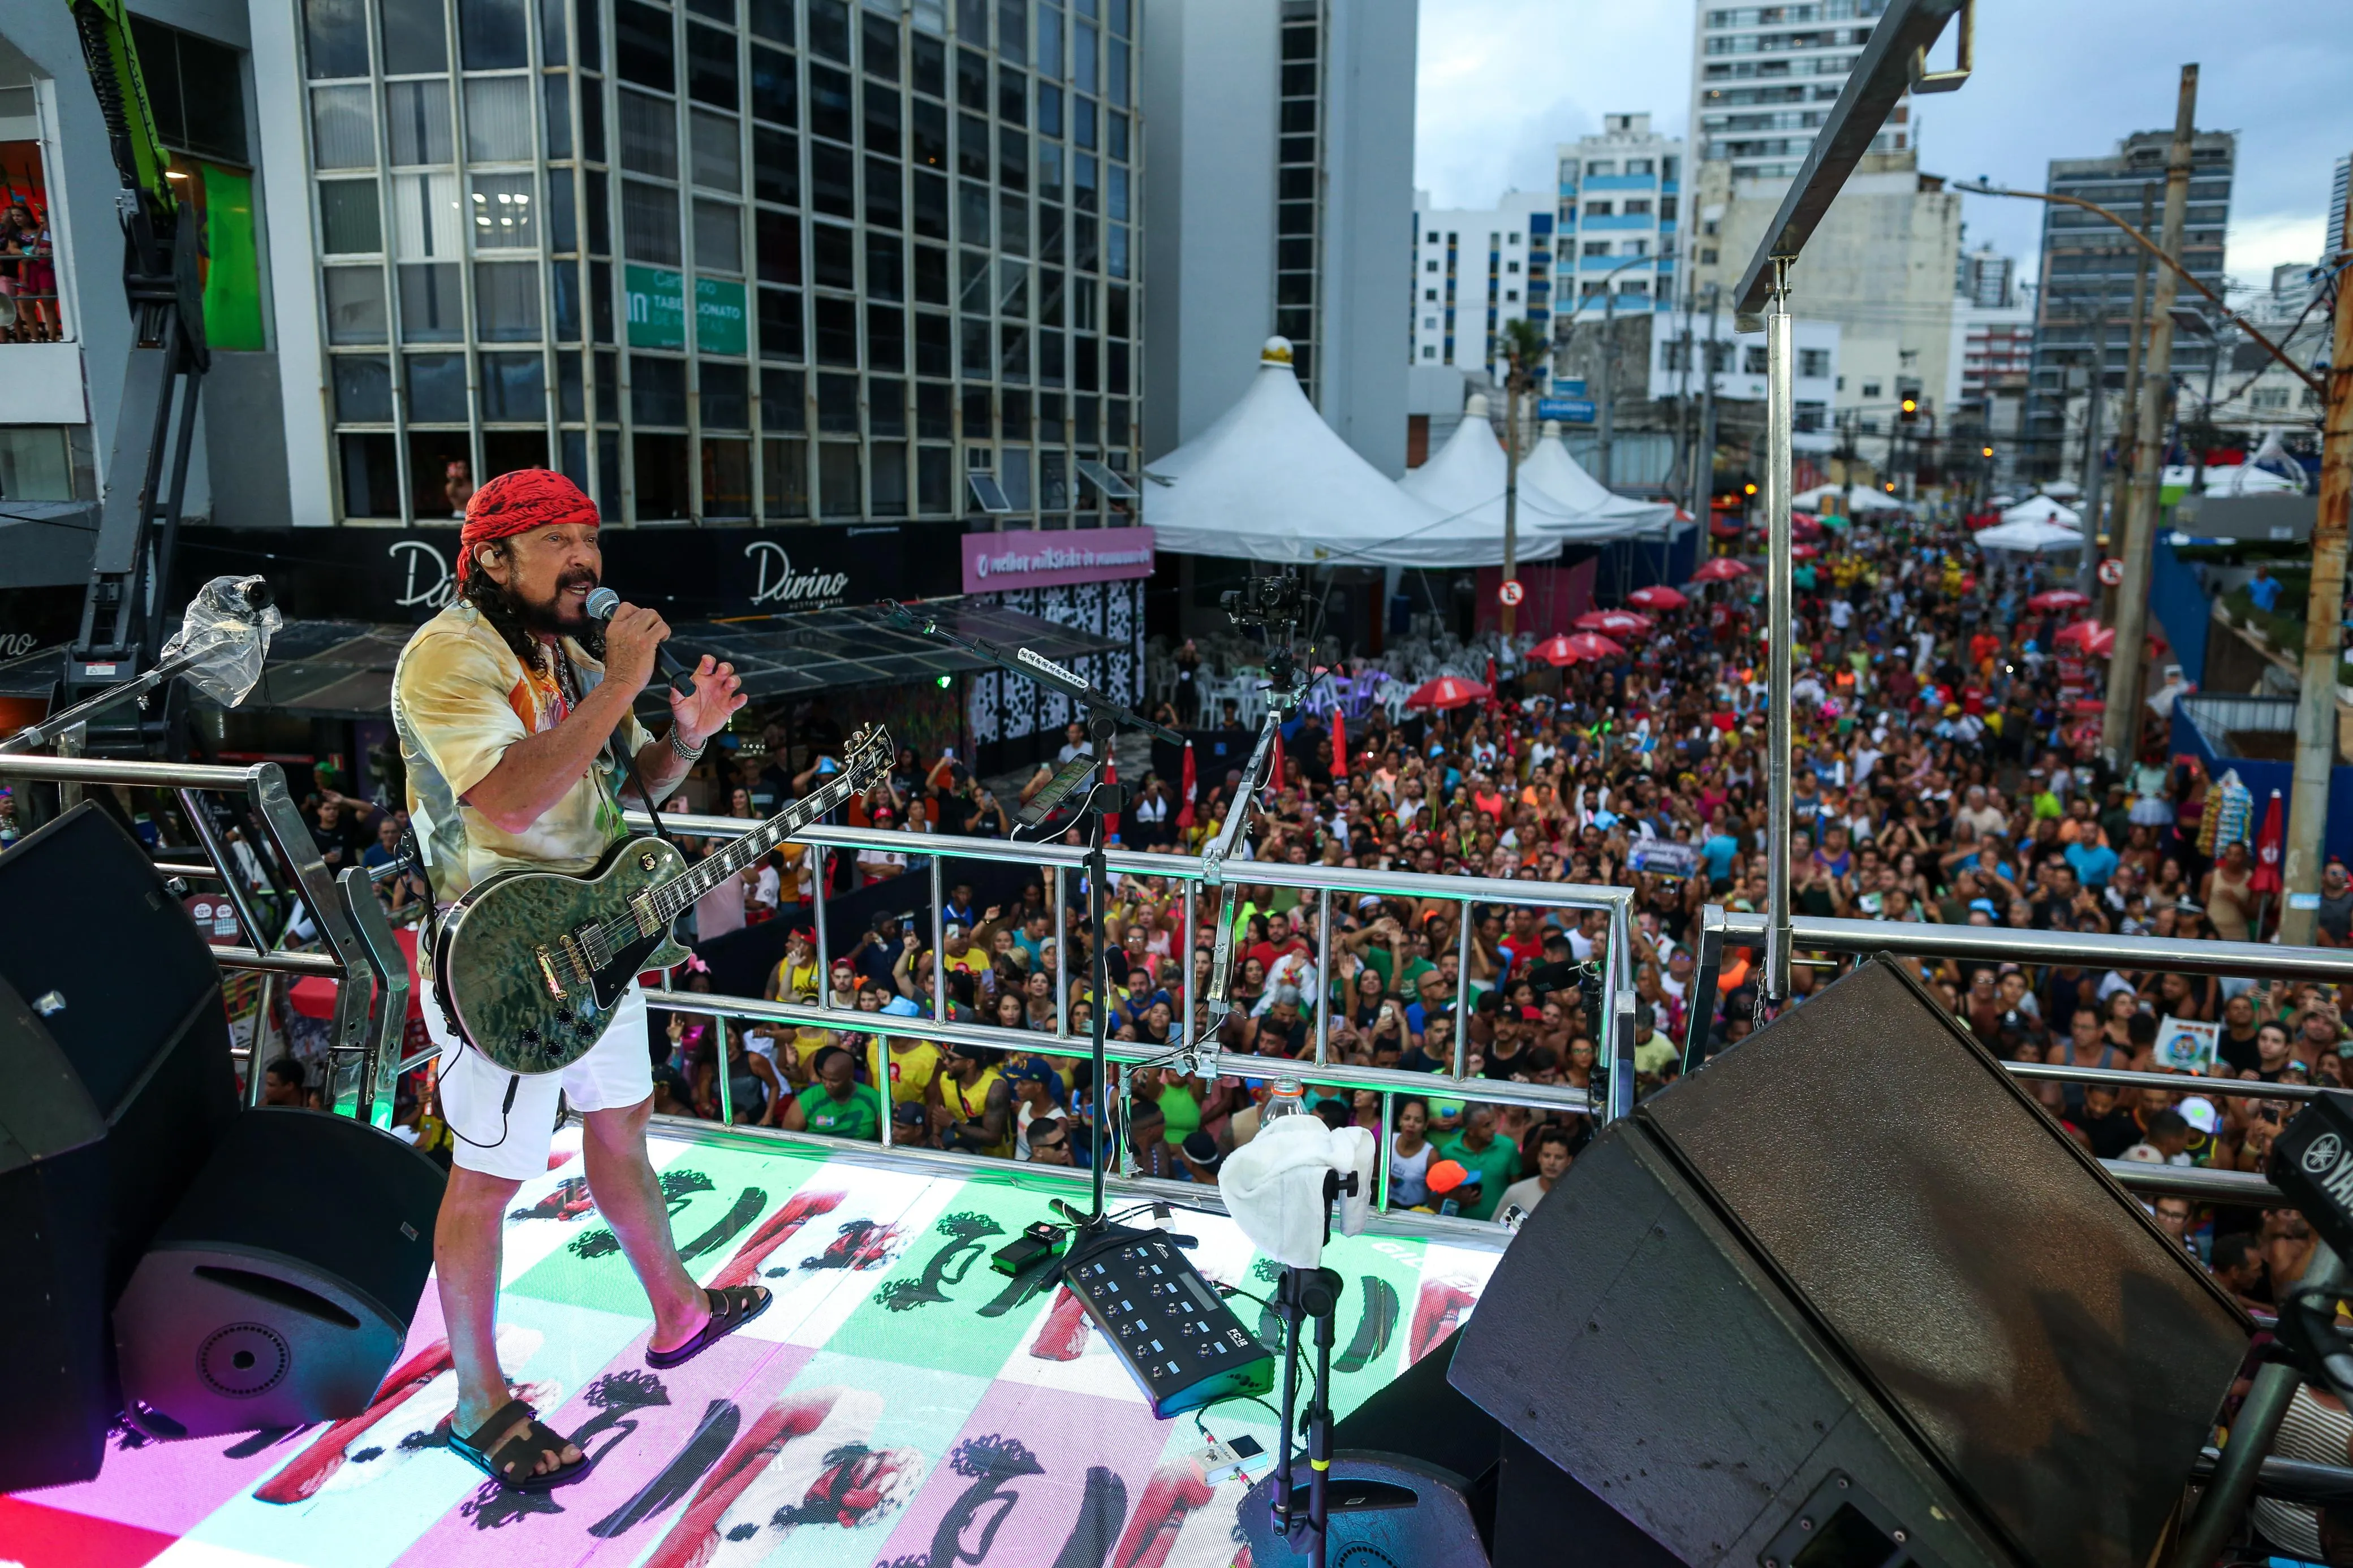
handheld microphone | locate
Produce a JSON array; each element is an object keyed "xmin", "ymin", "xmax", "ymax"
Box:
[{"xmin": 582, "ymin": 586, "xmax": 697, "ymax": 696}]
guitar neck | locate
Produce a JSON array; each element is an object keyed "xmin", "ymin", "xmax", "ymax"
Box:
[{"xmin": 659, "ymin": 772, "xmax": 862, "ymax": 914}]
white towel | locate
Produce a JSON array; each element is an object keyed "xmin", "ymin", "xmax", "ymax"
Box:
[{"xmin": 1221, "ymin": 1115, "xmax": 1376, "ymax": 1268}]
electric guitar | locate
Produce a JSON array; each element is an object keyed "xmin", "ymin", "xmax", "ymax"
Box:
[{"xmin": 434, "ymin": 725, "xmax": 893, "ymax": 1074}]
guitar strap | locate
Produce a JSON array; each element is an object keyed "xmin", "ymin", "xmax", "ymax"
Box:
[{"xmin": 559, "ymin": 641, "xmax": 680, "ymax": 849}]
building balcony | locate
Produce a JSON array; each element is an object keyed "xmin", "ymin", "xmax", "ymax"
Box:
[
  {"xmin": 1580, "ymin": 253, "xmax": 1656, "ymax": 271},
  {"xmin": 1579, "ymin": 213, "xmax": 1657, "ymax": 231},
  {"xmin": 1581, "ymin": 173, "xmax": 1661, "ymax": 191}
]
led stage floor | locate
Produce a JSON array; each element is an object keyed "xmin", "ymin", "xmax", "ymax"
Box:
[{"xmin": 2, "ymin": 1124, "xmax": 1501, "ymax": 1568}]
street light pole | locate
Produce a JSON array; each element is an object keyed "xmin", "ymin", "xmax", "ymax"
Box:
[
  {"xmin": 2101, "ymin": 64, "xmax": 2199, "ymax": 770},
  {"xmin": 2278, "ymin": 183, "xmax": 2353, "ymax": 946},
  {"xmin": 2116, "ymin": 184, "xmax": 2158, "ymax": 538}
]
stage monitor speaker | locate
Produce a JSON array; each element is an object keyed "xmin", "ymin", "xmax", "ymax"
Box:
[
  {"xmin": 0, "ymin": 975, "xmax": 115, "ymax": 1491},
  {"xmin": 1452, "ymin": 956, "xmax": 2249, "ymax": 1568},
  {"xmin": 114, "ymin": 1106, "xmax": 447, "ymax": 1439},
  {"xmin": 0, "ymin": 802, "xmax": 240, "ymax": 1303}
]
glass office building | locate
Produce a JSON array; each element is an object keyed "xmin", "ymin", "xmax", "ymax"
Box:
[{"xmin": 299, "ymin": 0, "xmax": 1141, "ymax": 525}]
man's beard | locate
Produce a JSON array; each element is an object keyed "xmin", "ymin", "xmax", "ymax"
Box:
[{"xmin": 516, "ymin": 567, "xmax": 601, "ymax": 636}]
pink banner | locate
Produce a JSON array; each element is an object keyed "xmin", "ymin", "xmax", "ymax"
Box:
[{"xmin": 960, "ymin": 528, "xmax": 1156, "ymax": 594}]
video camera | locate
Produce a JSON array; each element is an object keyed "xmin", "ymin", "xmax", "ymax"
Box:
[{"xmin": 1220, "ymin": 572, "xmax": 1307, "ymax": 632}]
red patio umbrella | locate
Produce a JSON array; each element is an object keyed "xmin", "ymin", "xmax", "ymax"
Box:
[
  {"xmin": 1790, "ymin": 513, "xmax": 1824, "ymax": 540},
  {"xmin": 2053, "ymin": 618, "xmax": 2105, "ymax": 652},
  {"xmin": 1574, "ymin": 609, "xmax": 1653, "ymax": 636},
  {"xmin": 1709, "ymin": 517, "xmax": 1746, "ymax": 539},
  {"xmin": 1562, "ymin": 632, "xmax": 1626, "ymax": 660},
  {"xmin": 1404, "ymin": 675, "xmax": 1493, "ymax": 710},
  {"xmin": 2028, "ymin": 588, "xmax": 2090, "ymax": 612},
  {"xmin": 1627, "ymin": 585, "xmax": 1687, "ymax": 611},
  {"xmin": 1691, "ymin": 557, "xmax": 1750, "ymax": 583},
  {"xmin": 1789, "ymin": 542, "xmax": 1821, "ymax": 560},
  {"xmin": 1529, "ymin": 635, "xmax": 1581, "ymax": 667}
]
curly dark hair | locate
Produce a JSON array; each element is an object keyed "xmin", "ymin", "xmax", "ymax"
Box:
[{"xmin": 457, "ymin": 545, "xmax": 604, "ymax": 672}]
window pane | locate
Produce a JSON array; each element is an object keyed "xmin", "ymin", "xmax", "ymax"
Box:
[
  {"xmin": 915, "ymin": 311, "xmax": 949, "ymax": 375},
  {"xmin": 553, "ymin": 257, "xmax": 580, "ymax": 337},
  {"xmin": 390, "ymin": 171, "xmax": 462, "ymax": 257},
  {"xmin": 863, "ymin": 79, "xmax": 900, "ymax": 154},
  {"xmin": 387, "ymin": 80, "xmax": 455, "ymax": 165},
  {"xmin": 813, "ymin": 296, "xmax": 857, "ymax": 364},
  {"xmin": 998, "ymin": 192, "xmax": 1027, "ymax": 256},
  {"xmin": 751, "ymin": 45, "xmax": 797, "ymax": 126},
  {"xmin": 865, "ymin": 231, "xmax": 903, "ymax": 300},
  {"xmin": 312, "ymin": 86, "xmax": 375, "ymax": 170},
  {"xmin": 614, "ymin": 0, "xmax": 676, "ymax": 90},
  {"xmin": 691, "ymin": 108, "xmax": 742, "ymax": 189},
  {"xmin": 917, "ymin": 444, "xmax": 949, "ymax": 512},
  {"xmin": 811, "ymin": 142, "xmax": 854, "ymax": 215},
  {"xmin": 687, "ymin": 23, "xmax": 738, "ymax": 109},
  {"xmin": 756, "ymin": 209, "xmax": 801, "ymax": 284},
  {"xmin": 811, "ymin": 222, "xmax": 854, "ymax": 288},
  {"xmin": 999, "ymin": 322, "xmax": 1027, "ymax": 382},
  {"xmin": 620, "ymin": 180, "xmax": 681, "ymax": 265},
  {"xmin": 320, "ymin": 179, "xmax": 383, "ymax": 254},
  {"xmin": 807, "ymin": 0, "xmax": 850, "ymax": 62},
  {"xmin": 912, "ymin": 169, "xmax": 947, "ymax": 238},
  {"xmin": 620, "ymin": 89, "xmax": 678, "ymax": 176},
  {"xmin": 470, "ymin": 173, "xmax": 537, "ymax": 249},
  {"xmin": 542, "ymin": 0, "xmax": 570, "ymax": 64},
  {"xmin": 701, "ymin": 360, "xmax": 749, "ymax": 427},
  {"xmin": 809, "ymin": 64, "xmax": 854, "ymax": 142},
  {"xmin": 816, "ymin": 372, "xmax": 858, "ymax": 431},
  {"xmin": 548, "ymin": 173, "xmax": 578, "ymax": 252},
  {"xmin": 635, "ymin": 431, "xmax": 691, "ymax": 517},
  {"xmin": 758, "ymin": 286, "xmax": 804, "ymax": 360},
  {"xmin": 340, "ymin": 433, "xmax": 402, "ymax": 517},
  {"xmin": 761, "ymin": 437, "xmax": 808, "ymax": 516},
  {"xmin": 464, "ymin": 77, "xmax": 535, "ymax": 162},
  {"xmin": 863, "ymin": 12, "xmax": 898, "ymax": 80},
  {"xmin": 753, "ymin": 127, "xmax": 800, "ymax": 205},
  {"xmin": 480, "ymin": 351, "xmax": 546, "ymax": 418},
  {"xmin": 1038, "ymin": 6, "xmax": 1060, "ymax": 77},
  {"xmin": 866, "ymin": 304, "xmax": 904, "ymax": 369},
  {"xmin": 559, "ymin": 349, "xmax": 587, "ymax": 418},
  {"xmin": 760, "ymin": 367, "xmax": 803, "ymax": 428},
  {"xmin": 871, "ymin": 442, "xmax": 907, "ymax": 512},
  {"xmin": 406, "ymin": 352, "xmax": 470, "ymax": 420},
  {"xmin": 475, "ymin": 260, "xmax": 543, "ymax": 340},
  {"xmin": 399, "ymin": 262, "xmax": 465, "ymax": 340},
  {"xmin": 325, "ymin": 266, "xmax": 389, "ymax": 342},
  {"xmin": 333, "ymin": 355, "xmax": 394, "ymax": 421},
  {"xmin": 544, "ymin": 74, "xmax": 574, "ymax": 157},
  {"xmin": 693, "ymin": 198, "xmax": 742, "ymax": 273},
  {"xmin": 817, "ymin": 442, "xmax": 860, "ymax": 516},
  {"xmin": 749, "ymin": 0, "xmax": 794, "ymax": 46},
  {"xmin": 1106, "ymin": 163, "xmax": 1126, "ymax": 222},
  {"xmin": 916, "ymin": 380, "xmax": 950, "ymax": 437},
  {"xmin": 911, "ymin": 31, "xmax": 944, "ymax": 96},
  {"xmin": 459, "ymin": 0, "xmax": 530, "ymax": 68},
  {"xmin": 305, "ymin": 0, "xmax": 370, "ymax": 79},
  {"xmin": 703, "ymin": 438, "xmax": 752, "ymax": 515},
  {"xmin": 865, "ymin": 154, "xmax": 902, "ymax": 228},
  {"xmin": 632, "ymin": 353, "xmax": 688, "ymax": 424}
]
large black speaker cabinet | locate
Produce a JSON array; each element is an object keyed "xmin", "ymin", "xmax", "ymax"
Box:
[
  {"xmin": 1453, "ymin": 956, "xmax": 2250, "ymax": 1568},
  {"xmin": 115, "ymin": 1107, "xmax": 447, "ymax": 1439},
  {"xmin": 0, "ymin": 802, "xmax": 240, "ymax": 1302},
  {"xmin": 0, "ymin": 975, "xmax": 115, "ymax": 1491}
]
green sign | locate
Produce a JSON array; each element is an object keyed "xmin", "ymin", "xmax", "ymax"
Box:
[
  {"xmin": 695, "ymin": 277, "xmax": 747, "ymax": 356},
  {"xmin": 624, "ymin": 265, "xmax": 686, "ymax": 348}
]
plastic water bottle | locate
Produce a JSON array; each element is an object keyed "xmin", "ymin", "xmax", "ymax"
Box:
[{"xmin": 1262, "ymin": 1077, "xmax": 1307, "ymax": 1122}]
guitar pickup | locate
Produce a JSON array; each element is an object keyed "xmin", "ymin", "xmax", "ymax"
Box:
[
  {"xmin": 559, "ymin": 931, "xmax": 592, "ymax": 979},
  {"xmin": 535, "ymin": 945, "xmax": 567, "ymax": 999}
]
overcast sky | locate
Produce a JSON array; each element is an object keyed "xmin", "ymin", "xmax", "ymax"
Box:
[{"xmin": 1415, "ymin": 0, "xmax": 2352, "ymax": 297}]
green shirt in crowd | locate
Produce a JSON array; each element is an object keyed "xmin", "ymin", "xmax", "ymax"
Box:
[{"xmin": 794, "ymin": 1081, "xmax": 882, "ymax": 1141}]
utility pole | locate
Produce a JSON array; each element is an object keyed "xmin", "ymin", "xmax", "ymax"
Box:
[
  {"xmin": 2076, "ymin": 310, "xmax": 2110, "ymax": 598},
  {"xmin": 1675, "ymin": 288, "xmax": 1696, "ymax": 511},
  {"xmin": 1502, "ymin": 381, "xmax": 1520, "ymax": 638},
  {"xmin": 2101, "ymin": 65, "xmax": 2197, "ymax": 769},
  {"xmin": 1599, "ymin": 288, "xmax": 1619, "ymax": 489},
  {"xmin": 1697, "ymin": 284, "xmax": 1722, "ymax": 519},
  {"xmin": 2114, "ymin": 183, "xmax": 2158, "ymax": 537},
  {"xmin": 2278, "ymin": 176, "xmax": 2353, "ymax": 946}
]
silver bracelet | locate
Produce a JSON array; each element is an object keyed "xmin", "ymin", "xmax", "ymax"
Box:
[{"xmin": 671, "ymin": 727, "xmax": 707, "ymax": 763}]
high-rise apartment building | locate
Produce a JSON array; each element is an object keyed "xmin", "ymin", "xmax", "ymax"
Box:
[
  {"xmin": 1690, "ymin": 0, "xmax": 1903, "ymax": 182},
  {"xmin": 242, "ymin": 0, "xmax": 1142, "ymax": 526},
  {"xmin": 1408, "ymin": 191, "xmax": 1553, "ymax": 381},
  {"xmin": 1140, "ymin": 0, "xmax": 1416, "ymax": 476},
  {"xmin": 1555, "ymin": 114, "xmax": 1682, "ymax": 319},
  {"xmin": 2331, "ymin": 152, "xmax": 2350, "ymax": 256},
  {"xmin": 2024, "ymin": 129, "xmax": 2234, "ymax": 482},
  {"xmin": 1956, "ymin": 240, "xmax": 2014, "ymax": 309}
]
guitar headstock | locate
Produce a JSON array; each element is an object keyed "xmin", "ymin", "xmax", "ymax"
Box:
[{"xmin": 843, "ymin": 724, "xmax": 894, "ymax": 793}]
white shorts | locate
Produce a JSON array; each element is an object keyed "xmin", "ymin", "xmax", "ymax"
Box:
[{"xmin": 421, "ymin": 980, "xmax": 654, "ymax": 1181}]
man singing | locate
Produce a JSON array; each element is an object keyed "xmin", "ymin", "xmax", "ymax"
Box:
[{"xmin": 393, "ymin": 469, "xmax": 762, "ymax": 1491}]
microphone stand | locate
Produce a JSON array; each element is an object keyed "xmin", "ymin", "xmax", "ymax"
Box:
[
  {"xmin": 882, "ymin": 600, "xmax": 1180, "ymax": 1229},
  {"xmin": 1269, "ymin": 1168, "xmax": 1354, "ymax": 1568}
]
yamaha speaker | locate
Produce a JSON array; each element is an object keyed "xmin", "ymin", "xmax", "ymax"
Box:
[
  {"xmin": 114, "ymin": 1107, "xmax": 446, "ymax": 1439},
  {"xmin": 1453, "ymin": 956, "xmax": 2250, "ymax": 1568},
  {"xmin": 0, "ymin": 802, "xmax": 240, "ymax": 1301},
  {"xmin": 0, "ymin": 975, "xmax": 115, "ymax": 1491}
]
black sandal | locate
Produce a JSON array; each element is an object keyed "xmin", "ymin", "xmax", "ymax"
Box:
[
  {"xmin": 645, "ymin": 1285, "xmax": 772, "ymax": 1370},
  {"xmin": 448, "ymin": 1398, "xmax": 593, "ymax": 1492}
]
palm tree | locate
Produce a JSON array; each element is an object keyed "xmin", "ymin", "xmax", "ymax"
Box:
[{"xmin": 1494, "ymin": 317, "xmax": 1550, "ymax": 636}]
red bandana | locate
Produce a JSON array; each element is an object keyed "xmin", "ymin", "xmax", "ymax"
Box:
[{"xmin": 457, "ymin": 468, "xmax": 598, "ymax": 585}]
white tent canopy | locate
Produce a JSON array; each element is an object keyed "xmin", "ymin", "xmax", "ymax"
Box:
[
  {"xmin": 2000, "ymin": 494, "xmax": 2083, "ymax": 528},
  {"xmin": 1973, "ymin": 517, "xmax": 2085, "ymax": 553},
  {"xmin": 1394, "ymin": 402, "xmax": 1583, "ymax": 552},
  {"xmin": 1791, "ymin": 482, "xmax": 1904, "ymax": 513},
  {"xmin": 1141, "ymin": 340, "xmax": 1552, "ymax": 567},
  {"xmin": 1519, "ymin": 421, "xmax": 1679, "ymax": 536}
]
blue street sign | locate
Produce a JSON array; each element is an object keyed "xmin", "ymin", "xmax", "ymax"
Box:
[
  {"xmin": 1550, "ymin": 377, "xmax": 1587, "ymax": 398},
  {"xmin": 1537, "ymin": 397, "xmax": 1597, "ymax": 423}
]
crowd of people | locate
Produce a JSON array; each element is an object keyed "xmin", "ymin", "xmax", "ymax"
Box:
[{"xmin": 614, "ymin": 510, "xmax": 2350, "ymax": 1286}]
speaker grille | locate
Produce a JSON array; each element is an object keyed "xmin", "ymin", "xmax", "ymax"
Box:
[
  {"xmin": 1641, "ymin": 957, "xmax": 2247, "ymax": 1568},
  {"xmin": 197, "ymin": 1323, "xmax": 291, "ymax": 1398}
]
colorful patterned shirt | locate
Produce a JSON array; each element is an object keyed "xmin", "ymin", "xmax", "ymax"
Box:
[{"xmin": 391, "ymin": 601, "xmax": 651, "ymax": 913}]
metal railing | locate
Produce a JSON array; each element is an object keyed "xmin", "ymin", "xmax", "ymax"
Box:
[
  {"xmin": 1682, "ymin": 903, "xmax": 2353, "ymax": 1207},
  {"xmin": 0, "ymin": 753, "xmax": 408, "ymax": 1123},
  {"xmin": 628, "ymin": 807, "xmax": 1640, "ymax": 1219}
]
